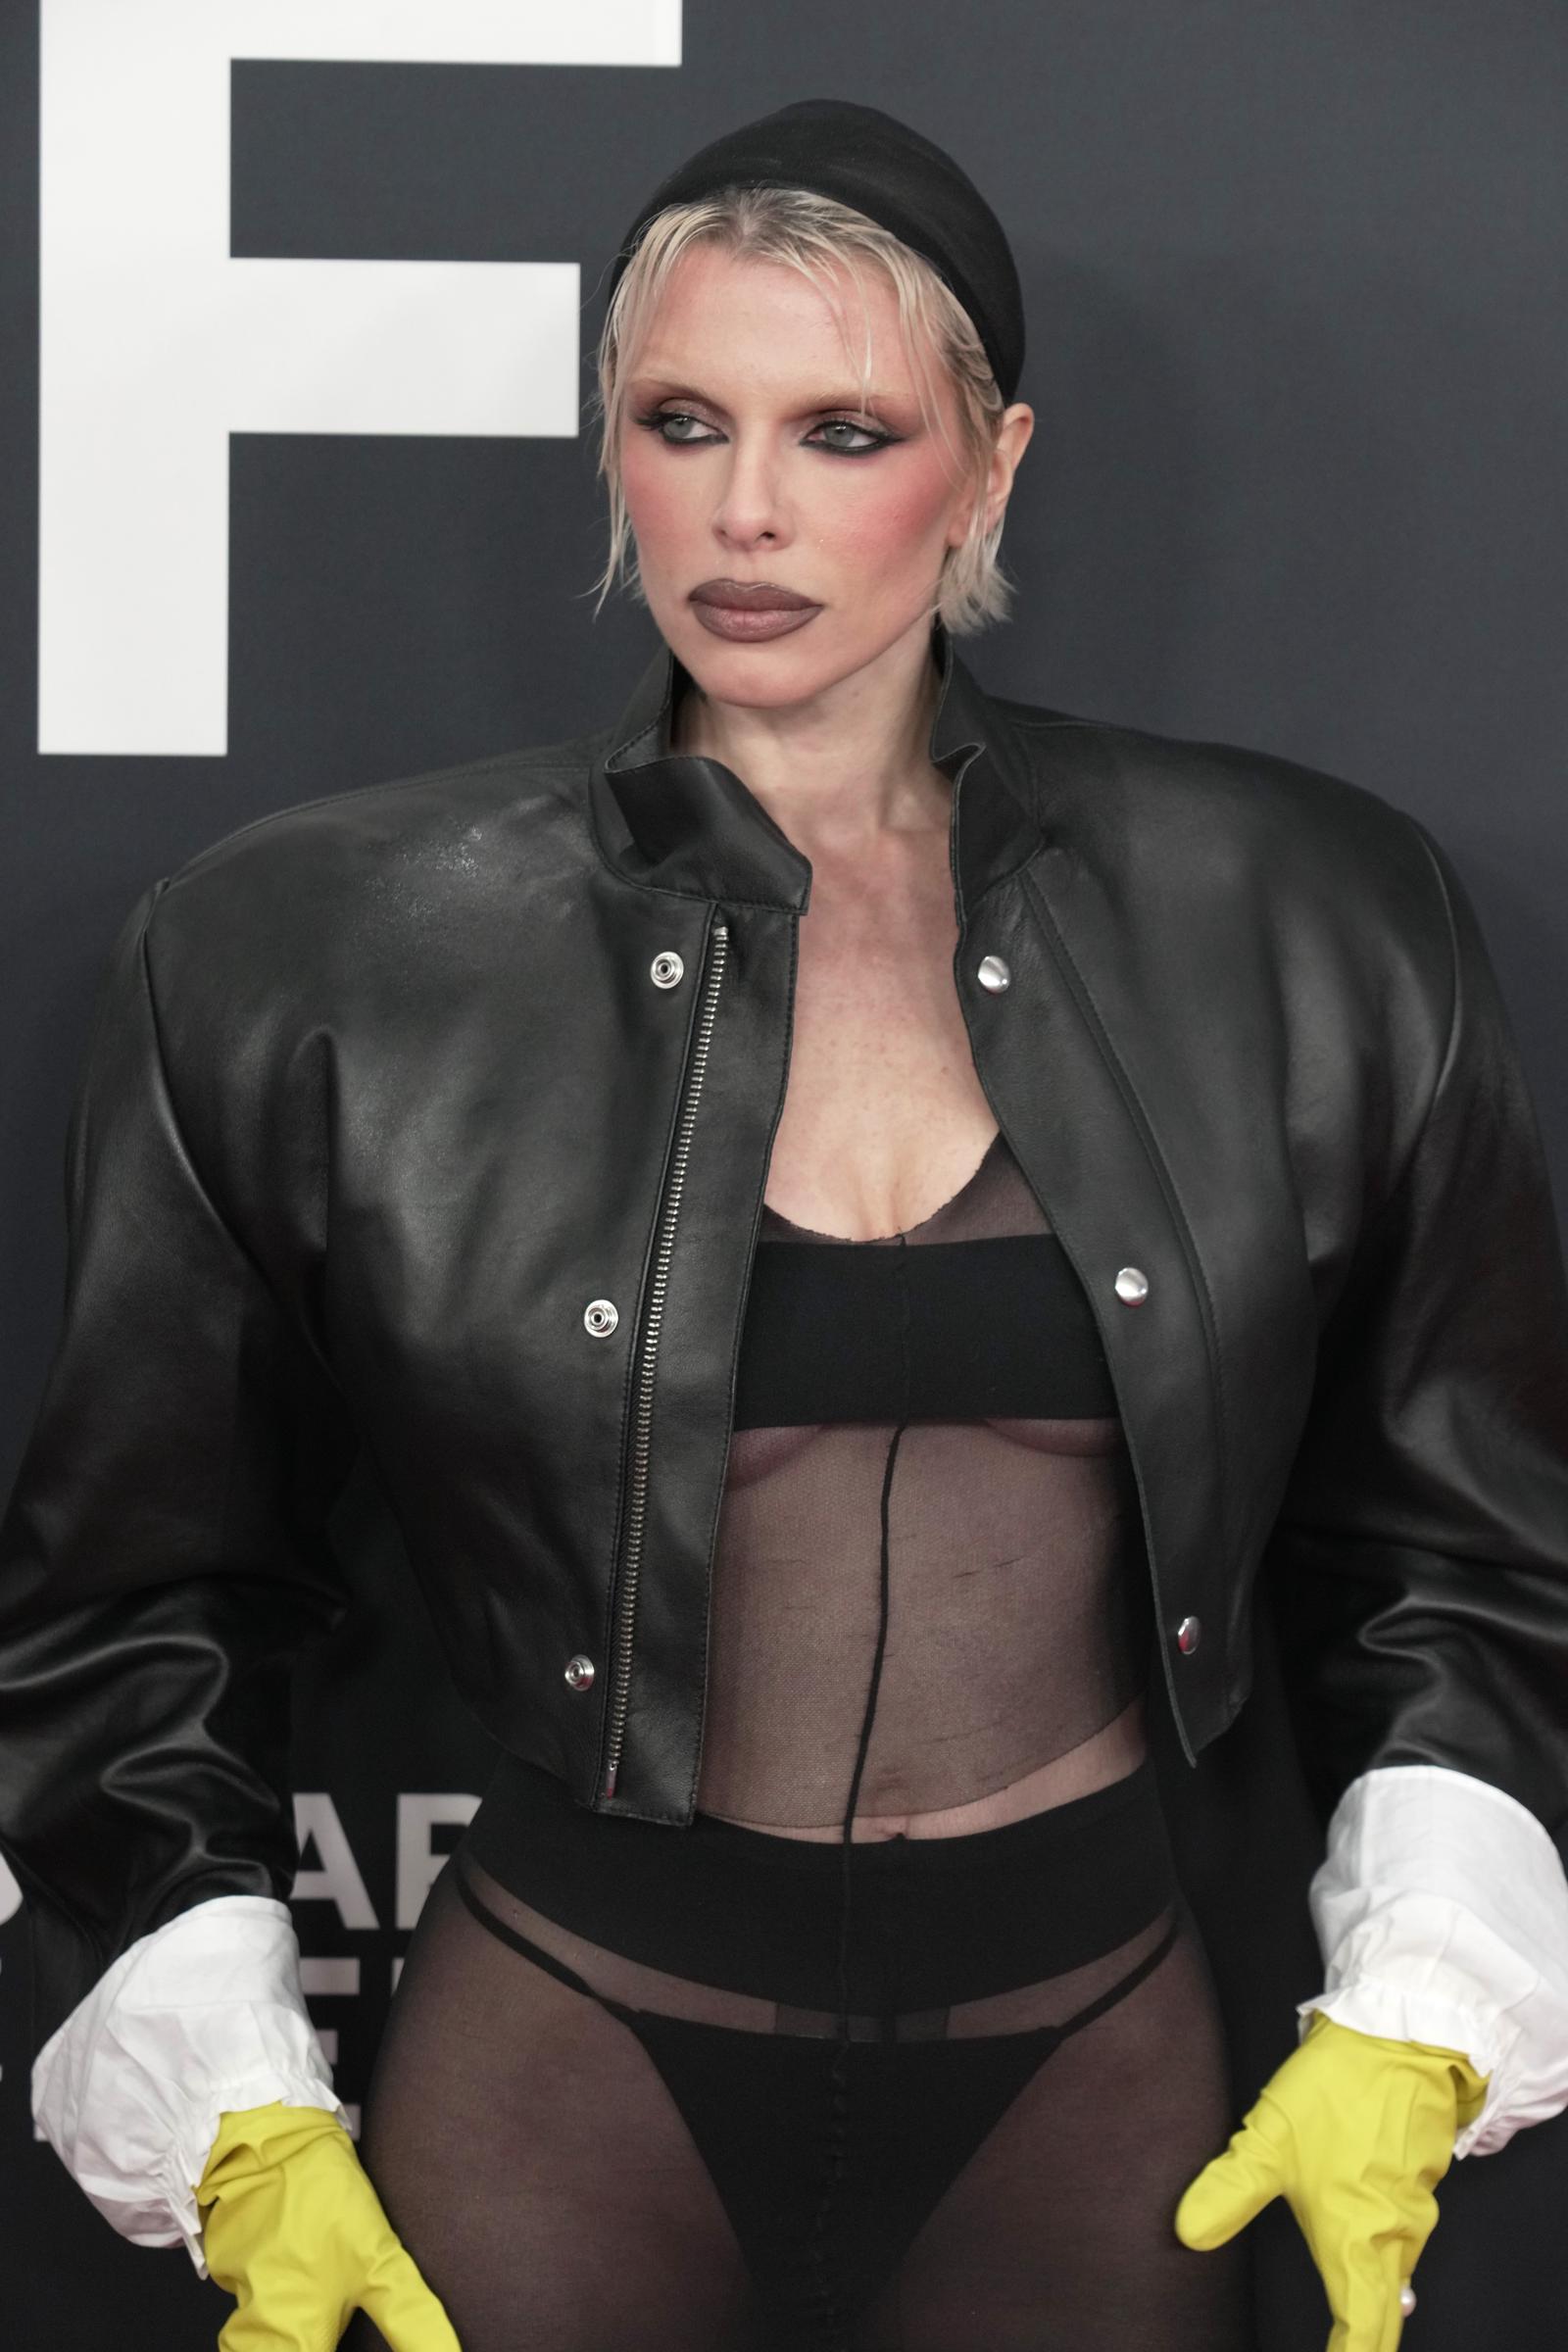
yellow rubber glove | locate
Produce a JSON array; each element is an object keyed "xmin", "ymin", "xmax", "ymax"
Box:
[
  {"xmin": 1174, "ymin": 2010, "xmax": 1490, "ymax": 2352},
  {"xmin": 194, "ymin": 2101, "xmax": 463, "ymax": 2352}
]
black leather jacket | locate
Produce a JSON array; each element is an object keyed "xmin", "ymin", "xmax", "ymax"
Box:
[{"xmin": 5, "ymin": 624, "xmax": 1568, "ymax": 2026}]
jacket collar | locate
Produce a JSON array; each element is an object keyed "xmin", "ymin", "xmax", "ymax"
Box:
[{"xmin": 586, "ymin": 622, "xmax": 1047, "ymax": 922}]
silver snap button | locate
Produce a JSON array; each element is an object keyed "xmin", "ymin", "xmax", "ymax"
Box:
[
  {"xmin": 976, "ymin": 954, "xmax": 1011, "ymax": 994},
  {"xmin": 1114, "ymin": 1266, "xmax": 1150, "ymax": 1305},
  {"xmin": 583, "ymin": 1298, "xmax": 619, "ymax": 1338},
  {"xmin": 564, "ymin": 1654, "xmax": 597, "ymax": 1690},
  {"xmin": 650, "ymin": 951, "xmax": 684, "ymax": 990},
  {"xmin": 1176, "ymin": 1616, "xmax": 1201, "ymax": 1655}
]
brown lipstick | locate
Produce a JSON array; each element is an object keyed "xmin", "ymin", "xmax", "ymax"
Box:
[{"xmin": 688, "ymin": 579, "xmax": 822, "ymax": 643}]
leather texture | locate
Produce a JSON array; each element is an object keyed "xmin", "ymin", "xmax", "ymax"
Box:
[{"xmin": 4, "ymin": 623, "xmax": 1568, "ymax": 2033}]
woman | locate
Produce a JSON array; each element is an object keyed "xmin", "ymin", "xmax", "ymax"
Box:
[{"xmin": 3, "ymin": 97, "xmax": 1568, "ymax": 2352}]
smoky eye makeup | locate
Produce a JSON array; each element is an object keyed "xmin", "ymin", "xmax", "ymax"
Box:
[
  {"xmin": 631, "ymin": 409, "xmax": 720, "ymax": 445},
  {"xmin": 808, "ymin": 416, "xmax": 900, "ymax": 456},
  {"xmin": 630, "ymin": 404, "xmax": 904, "ymax": 457}
]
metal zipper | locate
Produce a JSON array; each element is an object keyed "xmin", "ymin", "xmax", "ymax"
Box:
[{"xmin": 601, "ymin": 913, "xmax": 731, "ymax": 1801}]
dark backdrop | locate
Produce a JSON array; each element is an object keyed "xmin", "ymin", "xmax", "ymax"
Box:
[{"xmin": 3, "ymin": 5, "xmax": 1565, "ymax": 2346}]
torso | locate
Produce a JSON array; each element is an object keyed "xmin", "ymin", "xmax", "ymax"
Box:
[{"xmin": 723, "ymin": 791, "xmax": 1149, "ymax": 1844}]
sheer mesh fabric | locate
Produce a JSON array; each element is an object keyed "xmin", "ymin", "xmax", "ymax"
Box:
[
  {"xmin": 345, "ymin": 1131, "xmax": 1251, "ymax": 2347},
  {"xmin": 699, "ymin": 1125, "xmax": 1152, "ymax": 1831}
]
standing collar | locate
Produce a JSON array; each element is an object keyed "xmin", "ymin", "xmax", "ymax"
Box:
[{"xmin": 585, "ymin": 623, "xmax": 1047, "ymax": 921}]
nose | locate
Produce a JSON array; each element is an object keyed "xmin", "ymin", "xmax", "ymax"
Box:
[{"xmin": 710, "ymin": 432, "xmax": 791, "ymax": 553}]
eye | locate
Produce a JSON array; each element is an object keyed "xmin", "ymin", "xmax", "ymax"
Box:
[
  {"xmin": 808, "ymin": 418, "xmax": 894, "ymax": 456},
  {"xmin": 635, "ymin": 409, "xmax": 721, "ymax": 446}
]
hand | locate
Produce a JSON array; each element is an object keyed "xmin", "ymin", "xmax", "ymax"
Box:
[
  {"xmin": 194, "ymin": 2101, "xmax": 463, "ymax": 2351},
  {"xmin": 1174, "ymin": 2011, "xmax": 1488, "ymax": 2352}
]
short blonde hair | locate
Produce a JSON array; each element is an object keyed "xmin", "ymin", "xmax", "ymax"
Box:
[{"xmin": 589, "ymin": 184, "xmax": 1015, "ymax": 636}]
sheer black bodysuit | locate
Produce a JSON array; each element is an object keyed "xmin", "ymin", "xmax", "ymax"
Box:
[{"xmin": 348, "ymin": 1133, "xmax": 1252, "ymax": 2350}]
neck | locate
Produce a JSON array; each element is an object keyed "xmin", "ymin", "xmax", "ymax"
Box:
[{"xmin": 670, "ymin": 618, "xmax": 951, "ymax": 855}]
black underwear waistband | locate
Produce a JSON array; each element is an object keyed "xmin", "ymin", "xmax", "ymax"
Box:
[{"xmin": 459, "ymin": 1751, "xmax": 1178, "ymax": 2013}]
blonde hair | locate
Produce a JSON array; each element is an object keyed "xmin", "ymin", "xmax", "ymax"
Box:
[{"xmin": 588, "ymin": 184, "xmax": 1015, "ymax": 636}]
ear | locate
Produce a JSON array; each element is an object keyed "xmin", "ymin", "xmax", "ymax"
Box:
[{"xmin": 981, "ymin": 403, "xmax": 1036, "ymax": 535}]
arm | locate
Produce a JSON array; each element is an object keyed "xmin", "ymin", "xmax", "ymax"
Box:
[
  {"xmin": 0, "ymin": 880, "xmax": 359, "ymax": 2261},
  {"xmin": 1266, "ymin": 816, "xmax": 1568, "ymax": 2156}
]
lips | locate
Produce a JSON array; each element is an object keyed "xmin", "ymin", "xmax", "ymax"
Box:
[
  {"xmin": 689, "ymin": 580, "xmax": 819, "ymax": 612},
  {"xmin": 687, "ymin": 579, "xmax": 822, "ymax": 643}
]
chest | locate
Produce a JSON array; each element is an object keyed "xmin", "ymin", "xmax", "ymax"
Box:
[{"xmin": 763, "ymin": 838, "xmax": 1000, "ymax": 1242}]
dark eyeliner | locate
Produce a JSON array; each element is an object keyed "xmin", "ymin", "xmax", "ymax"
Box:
[
  {"xmin": 808, "ymin": 417, "xmax": 899, "ymax": 456},
  {"xmin": 632, "ymin": 408, "xmax": 717, "ymax": 443},
  {"xmin": 630, "ymin": 408, "xmax": 899, "ymax": 455}
]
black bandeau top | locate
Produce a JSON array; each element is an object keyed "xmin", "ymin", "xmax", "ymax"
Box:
[{"xmin": 733, "ymin": 1130, "xmax": 1118, "ymax": 1426}]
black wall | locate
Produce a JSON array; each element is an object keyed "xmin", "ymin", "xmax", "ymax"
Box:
[{"xmin": 4, "ymin": 6, "xmax": 1566, "ymax": 2344}]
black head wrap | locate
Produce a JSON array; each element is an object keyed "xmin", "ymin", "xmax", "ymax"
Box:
[{"xmin": 606, "ymin": 97, "xmax": 1025, "ymax": 402}]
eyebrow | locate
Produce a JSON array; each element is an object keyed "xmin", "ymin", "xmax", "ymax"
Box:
[{"xmin": 626, "ymin": 376, "xmax": 911, "ymax": 415}]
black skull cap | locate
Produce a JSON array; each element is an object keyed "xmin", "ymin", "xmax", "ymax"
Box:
[{"xmin": 606, "ymin": 97, "xmax": 1025, "ymax": 402}]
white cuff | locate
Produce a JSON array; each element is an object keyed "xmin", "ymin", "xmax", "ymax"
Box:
[
  {"xmin": 31, "ymin": 1893, "xmax": 345, "ymax": 2277},
  {"xmin": 1296, "ymin": 1763, "xmax": 1568, "ymax": 2159}
]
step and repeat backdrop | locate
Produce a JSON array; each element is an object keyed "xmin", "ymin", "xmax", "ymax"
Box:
[{"xmin": 3, "ymin": 4, "xmax": 1566, "ymax": 2345}]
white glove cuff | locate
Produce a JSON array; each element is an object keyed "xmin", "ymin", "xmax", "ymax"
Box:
[
  {"xmin": 1297, "ymin": 1764, "xmax": 1568, "ymax": 2159},
  {"xmin": 31, "ymin": 1894, "xmax": 345, "ymax": 2276}
]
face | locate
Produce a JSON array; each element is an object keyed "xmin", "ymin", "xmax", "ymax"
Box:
[{"xmin": 617, "ymin": 243, "xmax": 1012, "ymax": 712}]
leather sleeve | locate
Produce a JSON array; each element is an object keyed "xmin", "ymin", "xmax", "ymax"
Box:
[
  {"xmin": 0, "ymin": 882, "xmax": 360, "ymax": 2043},
  {"xmin": 1267, "ymin": 817, "xmax": 1568, "ymax": 1850}
]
